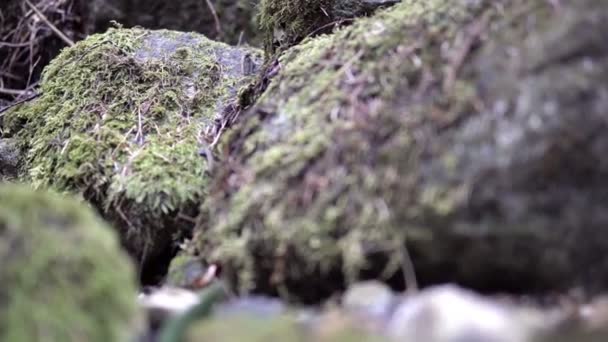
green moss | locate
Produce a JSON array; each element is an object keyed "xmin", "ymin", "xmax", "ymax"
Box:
[
  {"xmin": 165, "ymin": 254, "xmax": 208, "ymax": 288},
  {"xmin": 184, "ymin": 312, "xmax": 386, "ymax": 342},
  {"xmin": 0, "ymin": 183, "xmax": 140, "ymax": 342},
  {"xmin": 258, "ymin": 0, "xmax": 399, "ymax": 55},
  {"xmin": 3, "ymin": 28, "xmax": 262, "ymax": 265},
  {"xmin": 186, "ymin": 315, "xmax": 300, "ymax": 342},
  {"xmin": 194, "ymin": 0, "xmax": 608, "ymax": 300}
]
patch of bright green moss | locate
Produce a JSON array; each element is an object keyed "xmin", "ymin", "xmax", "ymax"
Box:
[
  {"xmin": 3, "ymin": 27, "xmax": 262, "ymax": 265},
  {"xmin": 258, "ymin": 0, "xmax": 399, "ymax": 55},
  {"xmin": 0, "ymin": 183, "xmax": 140, "ymax": 342}
]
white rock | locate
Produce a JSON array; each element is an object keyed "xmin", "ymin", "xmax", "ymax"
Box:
[
  {"xmin": 342, "ymin": 281, "xmax": 395, "ymax": 318},
  {"xmin": 388, "ymin": 285, "xmax": 545, "ymax": 342},
  {"xmin": 138, "ymin": 287, "xmax": 200, "ymax": 324}
]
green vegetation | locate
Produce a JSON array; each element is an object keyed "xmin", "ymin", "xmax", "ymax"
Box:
[
  {"xmin": 258, "ymin": 0, "xmax": 398, "ymax": 54},
  {"xmin": 0, "ymin": 183, "xmax": 140, "ymax": 342},
  {"xmin": 3, "ymin": 27, "xmax": 261, "ymax": 265}
]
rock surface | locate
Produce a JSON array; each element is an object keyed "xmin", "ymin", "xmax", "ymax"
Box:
[
  {"xmin": 387, "ymin": 285, "xmax": 548, "ymax": 342},
  {"xmin": 2, "ymin": 28, "xmax": 262, "ymax": 278},
  {"xmin": 192, "ymin": 0, "xmax": 608, "ymax": 301},
  {"xmin": 0, "ymin": 183, "xmax": 141, "ymax": 341},
  {"xmin": 145, "ymin": 282, "xmax": 608, "ymax": 342}
]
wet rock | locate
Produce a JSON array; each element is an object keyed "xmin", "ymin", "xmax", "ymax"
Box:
[
  {"xmin": 387, "ymin": 285, "xmax": 549, "ymax": 342},
  {"xmin": 215, "ymin": 296, "xmax": 286, "ymax": 318},
  {"xmin": 0, "ymin": 183, "xmax": 141, "ymax": 341},
  {"xmin": 139, "ymin": 287, "xmax": 200, "ymax": 327},
  {"xmin": 342, "ymin": 281, "xmax": 395, "ymax": 319},
  {"xmin": 2, "ymin": 28, "xmax": 262, "ymax": 278},
  {"xmin": 192, "ymin": 0, "xmax": 608, "ymax": 300}
]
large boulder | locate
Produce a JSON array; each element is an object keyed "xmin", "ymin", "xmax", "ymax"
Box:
[
  {"xmin": 2, "ymin": 28, "xmax": 262, "ymax": 278},
  {"xmin": 193, "ymin": 0, "xmax": 608, "ymax": 301},
  {"xmin": 0, "ymin": 183, "xmax": 140, "ymax": 341}
]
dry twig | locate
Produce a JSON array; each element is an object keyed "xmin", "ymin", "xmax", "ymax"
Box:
[
  {"xmin": 24, "ymin": 0, "xmax": 74, "ymax": 47},
  {"xmin": 204, "ymin": 0, "xmax": 223, "ymax": 38}
]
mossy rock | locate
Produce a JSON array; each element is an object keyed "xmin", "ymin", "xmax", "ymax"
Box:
[
  {"xmin": 258, "ymin": 0, "xmax": 399, "ymax": 54},
  {"xmin": 186, "ymin": 315, "xmax": 301, "ymax": 342},
  {"xmin": 2, "ymin": 28, "xmax": 262, "ymax": 273},
  {"xmin": 194, "ymin": 0, "xmax": 608, "ymax": 301},
  {"xmin": 0, "ymin": 183, "xmax": 140, "ymax": 341},
  {"xmin": 186, "ymin": 314, "xmax": 385, "ymax": 342},
  {"xmin": 165, "ymin": 254, "xmax": 208, "ymax": 288},
  {"xmin": 85, "ymin": 0, "xmax": 262, "ymax": 46}
]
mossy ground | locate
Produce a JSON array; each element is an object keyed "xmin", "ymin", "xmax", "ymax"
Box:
[
  {"xmin": 2, "ymin": 27, "xmax": 262, "ymax": 274},
  {"xmin": 193, "ymin": 0, "xmax": 608, "ymax": 301},
  {"xmin": 0, "ymin": 183, "xmax": 140, "ymax": 341}
]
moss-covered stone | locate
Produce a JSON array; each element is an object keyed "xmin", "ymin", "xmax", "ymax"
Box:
[
  {"xmin": 194, "ymin": 0, "xmax": 608, "ymax": 301},
  {"xmin": 184, "ymin": 310, "xmax": 386, "ymax": 342},
  {"xmin": 0, "ymin": 183, "xmax": 140, "ymax": 341},
  {"xmin": 258, "ymin": 0, "xmax": 399, "ymax": 54},
  {"xmin": 165, "ymin": 254, "xmax": 208, "ymax": 288},
  {"xmin": 2, "ymin": 28, "xmax": 262, "ymax": 272},
  {"xmin": 85, "ymin": 0, "xmax": 262, "ymax": 46}
]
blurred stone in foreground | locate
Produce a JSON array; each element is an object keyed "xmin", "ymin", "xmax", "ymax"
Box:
[
  {"xmin": 0, "ymin": 183, "xmax": 141, "ymax": 341},
  {"xmin": 146, "ymin": 282, "xmax": 608, "ymax": 342}
]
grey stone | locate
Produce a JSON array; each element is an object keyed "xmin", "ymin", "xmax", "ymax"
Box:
[
  {"xmin": 387, "ymin": 285, "xmax": 549, "ymax": 342},
  {"xmin": 343, "ymin": 281, "xmax": 395, "ymax": 319}
]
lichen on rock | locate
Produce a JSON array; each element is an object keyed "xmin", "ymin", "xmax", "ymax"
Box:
[
  {"xmin": 0, "ymin": 183, "xmax": 140, "ymax": 341},
  {"xmin": 193, "ymin": 0, "xmax": 608, "ymax": 301},
  {"xmin": 2, "ymin": 27, "xmax": 262, "ymax": 274}
]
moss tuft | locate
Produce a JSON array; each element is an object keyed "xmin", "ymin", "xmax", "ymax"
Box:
[{"xmin": 0, "ymin": 183, "xmax": 140, "ymax": 342}]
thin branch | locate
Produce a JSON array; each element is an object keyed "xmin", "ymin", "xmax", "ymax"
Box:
[
  {"xmin": 0, "ymin": 40, "xmax": 37, "ymax": 47},
  {"xmin": 401, "ymin": 243, "xmax": 419, "ymax": 294},
  {"xmin": 204, "ymin": 0, "xmax": 223, "ymax": 38},
  {"xmin": 0, "ymin": 92, "xmax": 40, "ymax": 116},
  {"xmin": 24, "ymin": 0, "xmax": 74, "ymax": 47},
  {"xmin": 0, "ymin": 87, "xmax": 32, "ymax": 96},
  {"xmin": 443, "ymin": 11, "xmax": 490, "ymax": 93}
]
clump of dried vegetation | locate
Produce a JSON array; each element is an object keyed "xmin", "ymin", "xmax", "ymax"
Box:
[{"xmin": 0, "ymin": 0, "xmax": 82, "ymax": 107}]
